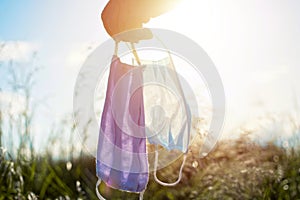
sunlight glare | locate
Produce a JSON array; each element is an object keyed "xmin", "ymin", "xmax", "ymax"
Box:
[{"xmin": 147, "ymin": 0, "xmax": 215, "ymax": 37}]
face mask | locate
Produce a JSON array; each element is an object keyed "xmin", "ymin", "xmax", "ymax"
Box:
[
  {"xmin": 96, "ymin": 55, "xmax": 149, "ymax": 199},
  {"xmin": 96, "ymin": 42, "xmax": 192, "ymax": 199},
  {"xmin": 142, "ymin": 56, "xmax": 191, "ymax": 186}
]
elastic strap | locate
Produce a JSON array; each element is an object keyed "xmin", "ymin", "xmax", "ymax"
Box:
[
  {"xmin": 115, "ymin": 41, "xmax": 141, "ymax": 66},
  {"xmin": 139, "ymin": 190, "xmax": 145, "ymax": 200},
  {"xmin": 114, "ymin": 41, "xmax": 119, "ymax": 56},
  {"xmin": 130, "ymin": 42, "xmax": 141, "ymax": 66},
  {"xmin": 96, "ymin": 179, "xmax": 106, "ymax": 200},
  {"xmin": 153, "ymin": 145, "xmax": 187, "ymax": 186}
]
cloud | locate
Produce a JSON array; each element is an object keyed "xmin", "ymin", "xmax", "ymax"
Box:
[
  {"xmin": 0, "ymin": 41, "xmax": 39, "ymax": 62},
  {"xmin": 65, "ymin": 42, "xmax": 99, "ymax": 69}
]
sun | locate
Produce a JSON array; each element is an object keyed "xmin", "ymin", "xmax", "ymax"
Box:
[{"xmin": 145, "ymin": 0, "xmax": 216, "ymax": 36}]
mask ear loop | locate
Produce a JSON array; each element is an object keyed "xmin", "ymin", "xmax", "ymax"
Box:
[
  {"xmin": 129, "ymin": 42, "xmax": 141, "ymax": 66},
  {"xmin": 96, "ymin": 179, "xmax": 106, "ymax": 200},
  {"xmin": 139, "ymin": 191, "xmax": 145, "ymax": 200},
  {"xmin": 153, "ymin": 145, "xmax": 187, "ymax": 186},
  {"xmin": 114, "ymin": 41, "xmax": 119, "ymax": 56}
]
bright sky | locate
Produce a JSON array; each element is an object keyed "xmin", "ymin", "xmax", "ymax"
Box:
[{"xmin": 1, "ymin": 0, "xmax": 300, "ymax": 151}]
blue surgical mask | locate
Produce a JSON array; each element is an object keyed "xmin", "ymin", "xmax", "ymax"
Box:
[{"xmin": 142, "ymin": 55, "xmax": 191, "ymax": 186}]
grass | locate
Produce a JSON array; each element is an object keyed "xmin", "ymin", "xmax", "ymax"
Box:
[
  {"xmin": 0, "ymin": 148, "xmax": 97, "ymax": 199},
  {"xmin": 1, "ymin": 134, "xmax": 300, "ymax": 199}
]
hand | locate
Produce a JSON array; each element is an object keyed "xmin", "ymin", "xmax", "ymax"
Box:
[
  {"xmin": 113, "ymin": 28, "xmax": 153, "ymax": 43},
  {"xmin": 101, "ymin": 0, "xmax": 182, "ymax": 41}
]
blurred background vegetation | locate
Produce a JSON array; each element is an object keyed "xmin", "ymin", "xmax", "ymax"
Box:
[{"xmin": 0, "ymin": 54, "xmax": 300, "ymax": 200}]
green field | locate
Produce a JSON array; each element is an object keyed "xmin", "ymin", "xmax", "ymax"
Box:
[{"xmin": 1, "ymin": 134, "xmax": 300, "ymax": 200}]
